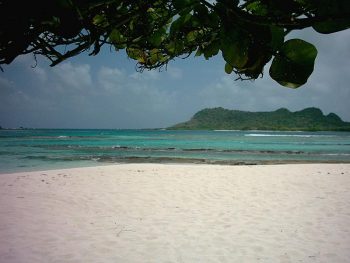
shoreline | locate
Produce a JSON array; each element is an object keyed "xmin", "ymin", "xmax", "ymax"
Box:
[
  {"xmin": 2, "ymin": 129, "xmax": 350, "ymax": 174},
  {"xmin": 1, "ymin": 163, "xmax": 350, "ymax": 262},
  {"xmin": 2, "ymin": 158, "xmax": 350, "ymax": 175}
]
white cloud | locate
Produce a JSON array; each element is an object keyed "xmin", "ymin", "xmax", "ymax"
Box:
[
  {"xmin": 130, "ymin": 69, "xmax": 160, "ymax": 81},
  {"xmin": 11, "ymin": 54, "xmax": 37, "ymax": 66},
  {"xmin": 32, "ymin": 66, "xmax": 47, "ymax": 83},
  {"xmin": 1, "ymin": 27, "xmax": 349, "ymax": 128},
  {"xmin": 97, "ymin": 66, "xmax": 126, "ymax": 92},
  {"xmin": 192, "ymin": 28, "xmax": 350, "ymax": 122},
  {"xmin": 198, "ymin": 65, "xmax": 350, "ymax": 121},
  {"xmin": 97, "ymin": 65, "xmax": 176, "ymax": 111},
  {"xmin": 166, "ymin": 66, "xmax": 183, "ymax": 79},
  {"xmin": 0, "ymin": 76, "xmax": 14, "ymax": 89},
  {"xmin": 52, "ymin": 62, "xmax": 92, "ymax": 90}
]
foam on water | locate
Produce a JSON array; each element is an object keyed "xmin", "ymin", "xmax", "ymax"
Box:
[
  {"xmin": 245, "ymin": 133, "xmax": 335, "ymax": 137},
  {"xmin": 1, "ymin": 129, "xmax": 350, "ymax": 172}
]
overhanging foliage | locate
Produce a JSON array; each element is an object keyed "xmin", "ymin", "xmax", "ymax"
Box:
[{"xmin": 0, "ymin": 0, "xmax": 349, "ymax": 87}]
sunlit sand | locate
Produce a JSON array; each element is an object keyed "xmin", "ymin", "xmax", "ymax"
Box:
[{"xmin": 1, "ymin": 163, "xmax": 350, "ymax": 262}]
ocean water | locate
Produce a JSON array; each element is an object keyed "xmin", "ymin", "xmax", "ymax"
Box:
[{"xmin": 1, "ymin": 129, "xmax": 350, "ymax": 173}]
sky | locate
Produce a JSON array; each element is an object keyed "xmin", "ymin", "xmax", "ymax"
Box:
[{"xmin": 0, "ymin": 28, "xmax": 350, "ymax": 129}]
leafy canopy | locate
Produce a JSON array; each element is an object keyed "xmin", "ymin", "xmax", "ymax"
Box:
[{"xmin": 0, "ymin": 0, "xmax": 349, "ymax": 88}]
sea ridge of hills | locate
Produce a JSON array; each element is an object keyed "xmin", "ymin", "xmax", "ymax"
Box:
[{"xmin": 169, "ymin": 107, "xmax": 350, "ymax": 131}]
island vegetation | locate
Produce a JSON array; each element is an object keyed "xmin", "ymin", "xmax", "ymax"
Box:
[{"xmin": 169, "ymin": 107, "xmax": 350, "ymax": 131}]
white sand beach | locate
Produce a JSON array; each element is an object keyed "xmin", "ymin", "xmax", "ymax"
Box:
[{"xmin": 1, "ymin": 163, "xmax": 350, "ymax": 263}]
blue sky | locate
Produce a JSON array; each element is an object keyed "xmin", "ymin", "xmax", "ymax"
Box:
[{"xmin": 0, "ymin": 28, "xmax": 350, "ymax": 129}]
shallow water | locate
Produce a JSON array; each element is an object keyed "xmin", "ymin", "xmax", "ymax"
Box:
[{"xmin": 1, "ymin": 129, "xmax": 350, "ymax": 172}]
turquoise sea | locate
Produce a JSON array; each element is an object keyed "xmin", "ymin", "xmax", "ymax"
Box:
[{"xmin": 1, "ymin": 129, "xmax": 350, "ymax": 173}]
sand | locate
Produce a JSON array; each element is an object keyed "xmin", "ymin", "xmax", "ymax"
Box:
[{"xmin": 0, "ymin": 163, "xmax": 350, "ymax": 263}]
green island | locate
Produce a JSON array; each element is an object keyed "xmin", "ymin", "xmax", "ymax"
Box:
[{"xmin": 169, "ymin": 107, "xmax": 350, "ymax": 131}]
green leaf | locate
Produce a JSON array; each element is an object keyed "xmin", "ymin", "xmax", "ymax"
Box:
[
  {"xmin": 109, "ymin": 29, "xmax": 123, "ymax": 43},
  {"xmin": 186, "ymin": 31, "xmax": 198, "ymax": 42},
  {"xmin": 126, "ymin": 48, "xmax": 144, "ymax": 62},
  {"xmin": 173, "ymin": 0, "xmax": 193, "ymax": 10},
  {"xmin": 149, "ymin": 49, "xmax": 161, "ymax": 65},
  {"xmin": 313, "ymin": 19, "xmax": 350, "ymax": 34},
  {"xmin": 166, "ymin": 41, "xmax": 176, "ymax": 54},
  {"xmin": 195, "ymin": 47, "xmax": 203, "ymax": 57},
  {"xmin": 246, "ymin": 1, "xmax": 268, "ymax": 15},
  {"xmin": 203, "ymin": 40, "xmax": 220, "ymax": 59},
  {"xmin": 311, "ymin": 0, "xmax": 350, "ymax": 34},
  {"xmin": 93, "ymin": 14, "xmax": 107, "ymax": 26},
  {"xmin": 150, "ymin": 29, "xmax": 165, "ymax": 46},
  {"xmin": 225, "ymin": 63, "xmax": 233, "ymax": 74},
  {"xmin": 269, "ymin": 39, "xmax": 317, "ymax": 88},
  {"xmin": 194, "ymin": 4, "xmax": 210, "ymax": 23},
  {"xmin": 170, "ymin": 13, "xmax": 192, "ymax": 35},
  {"xmin": 270, "ymin": 26, "xmax": 285, "ymax": 51},
  {"xmin": 166, "ymin": 40, "xmax": 184, "ymax": 55},
  {"xmin": 220, "ymin": 29, "xmax": 249, "ymax": 69}
]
